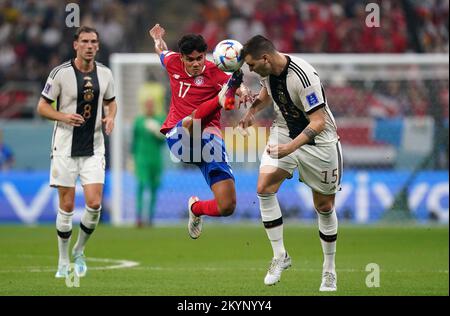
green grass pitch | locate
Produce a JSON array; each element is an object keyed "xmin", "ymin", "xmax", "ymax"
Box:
[{"xmin": 0, "ymin": 224, "xmax": 447, "ymax": 296}]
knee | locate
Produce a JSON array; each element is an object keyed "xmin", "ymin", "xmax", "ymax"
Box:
[
  {"xmin": 257, "ymin": 183, "xmax": 274, "ymax": 195},
  {"xmin": 85, "ymin": 199, "xmax": 102, "ymax": 211},
  {"xmin": 60, "ymin": 200, "xmax": 74, "ymax": 212},
  {"xmin": 218, "ymin": 199, "xmax": 236, "ymax": 217},
  {"xmin": 182, "ymin": 117, "xmax": 193, "ymax": 132},
  {"xmin": 256, "ymin": 185, "xmax": 266, "ymax": 195},
  {"xmin": 257, "ymin": 177, "xmax": 281, "ymax": 195},
  {"xmin": 315, "ymin": 203, "xmax": 334, "ymax": 214}
]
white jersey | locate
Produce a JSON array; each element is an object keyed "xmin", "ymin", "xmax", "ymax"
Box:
[
  {"xmin": 41, "ymin": 60, "xmax": 115, "ymax": 157},
  {"xmin": 261, "ymin": 55, "xmax": 338, "ymax": 145}
]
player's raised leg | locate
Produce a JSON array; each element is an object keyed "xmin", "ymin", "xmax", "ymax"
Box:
[
  {"xmin": 188, "ymin": 177, "xmax": 236, "ymax": 239},
  {"xmin": 314, "ymin": 191, "xmax": 338, "ymax": 292},
  {"xmin": 72, "ymin": 183, "xmax": 103, "ymax": 277},
  {"xmin": 187, "ymin": 70, "xmax": 244, "ymax": 128},
  {"xmin": 218, "ymin": 70, "xmax": 243, "ymax": 110},
  {"xmin": 257, "ymin": 166, "xmax": 291, "ymax": 285}
]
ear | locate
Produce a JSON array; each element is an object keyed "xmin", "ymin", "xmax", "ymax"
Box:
[
  {"xmin": 262, "ymin": 54, "xmax": 270, "ymax": 63},
  {"xmin": 73, "ymin": 40, "xmax": 78, "ymax": 50}
]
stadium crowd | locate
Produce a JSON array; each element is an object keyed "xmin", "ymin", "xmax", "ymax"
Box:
[
  {"xmin": 186, "ymin": 0, "xmax": 449, "ymax": 54},
  {"xmin": 0, "ymin": 0, "xmax": 448, "ymax": 122}
]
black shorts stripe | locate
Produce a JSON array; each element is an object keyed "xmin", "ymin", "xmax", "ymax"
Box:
[
  {"xmin": 49, "ymin": 61, "xmax": 71, "ymax": 79},
  {"xmin": 319, "ymin": 231, "xmax": 337, "ymax": 242},
  {"xmin": 336, "ymin": 141, "xmax": 343, "ymax": 186},
  {"xmin": 289, "ymin": 66, "xmax": 308, "ymax": 88},
  {"xmin": 263, "ymin": 217, "xmax": 283, "ymax": 229},
  {"xmin": 290, "ymin": 61, "xmax": 311, "ymax": 86},
  {"xmin": 80, "ymin": 222, "xmax": 95, "ymax": 235},
  {"xmin": 57, "ymin": 229, "xmax": 72, "ymax": 239}
]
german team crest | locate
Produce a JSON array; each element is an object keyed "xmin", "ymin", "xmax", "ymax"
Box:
[
  {"xmin": 84, "ymin": 90, "xmax": 94, "ymax": 101},
  {"xmin": 277, "ymin": 85, "xmax": 288, "ymax": 104},
  {"xmin": 194, "ymin": 76, "xmax": 204, "ymax": 86}
]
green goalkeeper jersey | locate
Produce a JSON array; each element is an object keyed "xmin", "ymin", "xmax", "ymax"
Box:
[{"xmin": 132, "ymin": 115, "xmax": 165, "ymax": 177}]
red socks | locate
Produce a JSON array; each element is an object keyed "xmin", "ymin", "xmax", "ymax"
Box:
[{"xmin": 192, "ymin": 199, "xmax": 221, "ymax": 217}]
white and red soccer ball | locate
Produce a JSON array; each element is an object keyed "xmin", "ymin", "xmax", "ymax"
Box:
[{"xmin": 213, "ymin": 39, "xmax": 244, "ymax": 73}]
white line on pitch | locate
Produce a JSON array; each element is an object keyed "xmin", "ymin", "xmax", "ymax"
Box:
[{"xmin": 0, "ymin": 257, "xmax": 140, "ymax": 273}]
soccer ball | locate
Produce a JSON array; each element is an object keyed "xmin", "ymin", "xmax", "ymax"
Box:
[{"xmin": 213, "ymin": 39, "xmax": 244, "ymax": 73}]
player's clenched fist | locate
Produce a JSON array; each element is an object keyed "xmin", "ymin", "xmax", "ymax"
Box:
[{"xmin": 149, "ymin": 24, "xmax": 165, "ymax": 40}]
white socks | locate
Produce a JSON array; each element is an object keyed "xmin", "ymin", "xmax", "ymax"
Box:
[
  {"xmin": 73, "ymin": 205, "xmax": 101, "ymax": 255},
  {"xmin": 317, "ymin": 208, "xmax": 338, "ymax": 272},
  {"xmin": 258, "ymin": 193, "xmax": 286, "ymax": 259},
  {"xmin": 258, "ymin": 191, "xmax": 339, "ymax": 274},
  {"xmin": 56, "ymin": 208, "xmax": 73, "ymax": 266}
]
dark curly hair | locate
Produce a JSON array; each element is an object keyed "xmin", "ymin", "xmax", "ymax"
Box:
[{"xmin": 178, "ymin": 34, "xmax": 207, "ymax": 55}]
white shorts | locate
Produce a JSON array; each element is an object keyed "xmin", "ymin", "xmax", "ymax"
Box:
[
  {"xmin": 50, "ymin": 155, "xmax": 106, "ymax": 187},
  {"xmin": 260, "ymin": 130, "xmax": 343, "ymax": 195}
]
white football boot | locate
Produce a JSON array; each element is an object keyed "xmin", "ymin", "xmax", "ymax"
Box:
[
  {"xmin": 188, "ymin": 196, "xmax": 202, "ymax": 239},
  {"xmin": 319, "ymin": 271, "xmax": 337, "ymax": 292},
  {"xmin": 55, "ymin": 263, "xmax": 69, "ymax": 278},
  {"xmin": 264, "ymin": 253, "xmax": 292, "ymax": 285},
  {"xmin": 73, "ymin": 252, "xmax": 87, "ymax": 277}
]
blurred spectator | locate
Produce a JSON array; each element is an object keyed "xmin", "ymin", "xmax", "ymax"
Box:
[
  {"xmin": 0, "ymin": 128, "xmax": 14, "ymax": 171},
  {"xmin": 406, "ymin": 82, "xmax": 429, "ymax": 117},
  {"xmin": 369, "ymin": 81, "xmax": 409, "ymax": 118}
]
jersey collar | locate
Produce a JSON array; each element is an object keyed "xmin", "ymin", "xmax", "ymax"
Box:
[{"xmin": 272, "ymin": 55, "xmax": 291, "ymax": 78}]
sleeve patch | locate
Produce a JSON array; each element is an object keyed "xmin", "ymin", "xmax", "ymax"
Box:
[
  {"xmin": 44, "ymin": 83, "xmax": 52, "ymax": 94},
  {"xmin": 306, "ymin": 92, "xmax": 319, "ymax": 107}
]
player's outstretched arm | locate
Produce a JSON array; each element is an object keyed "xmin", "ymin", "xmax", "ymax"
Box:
[
  {"xmin": 37, "ymin": 97, "xmax": 85, "ymax": 127},
  {"xmin": 149, "ymin": 23, "xmax": 168, "ymax": 55}
]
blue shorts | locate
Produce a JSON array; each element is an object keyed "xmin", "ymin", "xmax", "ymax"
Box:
[{"xmin": 165, "ymin": 120, "xmax": 234, "ymax": 187}]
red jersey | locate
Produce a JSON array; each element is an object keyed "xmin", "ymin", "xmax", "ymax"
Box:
[{"xmin": 159, "ymin": 51, "xmax": 230, "ymax": 134}]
